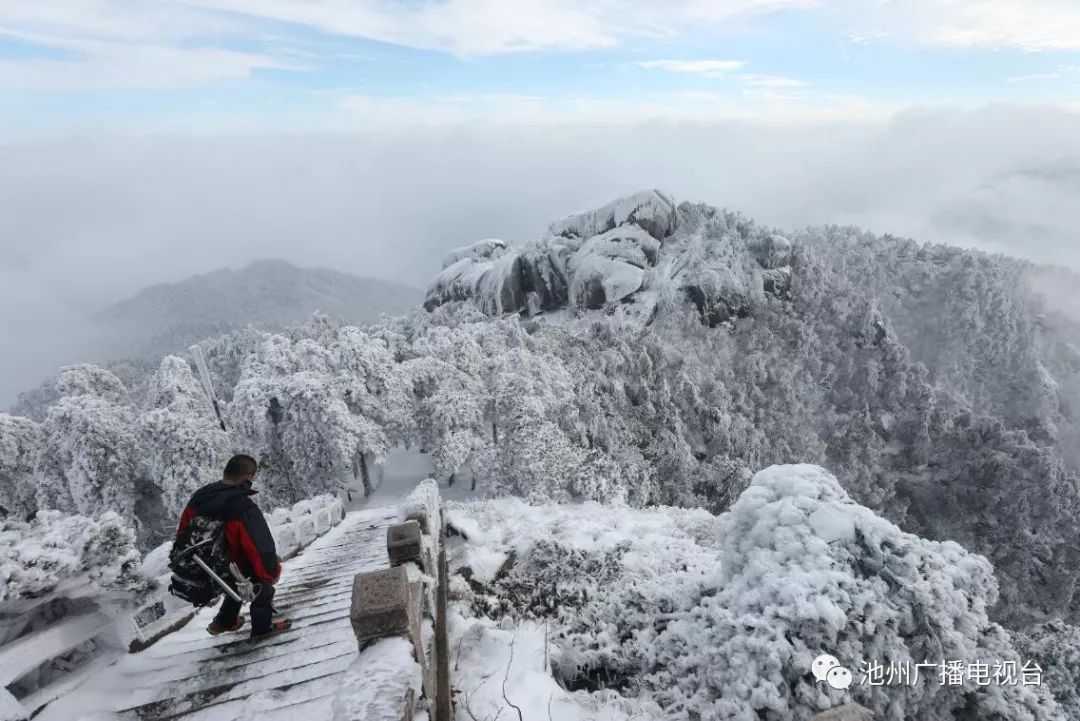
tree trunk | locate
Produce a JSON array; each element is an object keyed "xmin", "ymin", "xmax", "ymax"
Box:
[{"xmin": 358, "ymin": 451, "xmax": 373, "ymax": 497}]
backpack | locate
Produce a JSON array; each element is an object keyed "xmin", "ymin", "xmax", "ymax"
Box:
[{"xmin": 168, "ymin": 515, "xmax": 232, "ymax": 607}]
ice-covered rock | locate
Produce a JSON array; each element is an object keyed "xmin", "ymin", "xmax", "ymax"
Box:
[
  {"xmin": 550, "ymin": 189, "xmax": 677, "ymax": 242},
  {"xmin": 570, "ymin": 254, "xmax": 645, "ymax": 309},
  {"xmin": 441, "ymin": 238, "xmax": 507, "ymax": 270},
  {"xmin": 424, "ymin": 256, "xmax": 500, "ymax": 312},
  {"xmin": 401, "ymin": 478, "xmax": 441, "ymax": 535},
  {"xmin": 565, "ymin": 225, "xmax": 660, "ymax": 309},
  {"xmin": 518, "ymin": 241, "xmax": 571, "ymax": 312},
  {"xmin": 681, "ymin": 264, "xmax": 756, "ymax": 327},
  {"xmin": 573, "ymin": 225, "xmax": 661, "ymax": 268},
  {"xmin": 750, "ymin": 234, "xmax": 793, "ymax": 269},
  {"xmin": 474, "ymin": 253, "xmax": 528, "ymax": 315},
  {"xmin": 762, "ymin": 267, "xmax": 792, "ymax": 298},
  {"xmin": 428, "ymin": 241, "xmax": 562, "ymax": 315},
  {"xmin": 424, "ymin": 190, "xmax": 796, "ymax": 319}
]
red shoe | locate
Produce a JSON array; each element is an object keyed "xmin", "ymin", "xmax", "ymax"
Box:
[
  {"xmin": 207, "ymin": 616, "xmax": 246, "ymax": 635},
  {"xmin": 250, "ymin": 619, "xmax": 292, "ymax": 639}
]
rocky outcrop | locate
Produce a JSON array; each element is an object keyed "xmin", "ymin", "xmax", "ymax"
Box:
[
  {"xmin": 683, "ymin": 280, "xmax": 753, "ymax": 328},
  {"xmin": 424, "ymin": 191, "xmax": 795, "ymax": 322},
  {"xmin": 440, "ymin": 239, "xmax": 507, "ymax": 270},
  {"xmin": 749, "ymin": 234, "xmax": 792, "ymax": 270},
  {"xmin": 550, "ymin": 189, "xmax": 677, "ymax": 243}
]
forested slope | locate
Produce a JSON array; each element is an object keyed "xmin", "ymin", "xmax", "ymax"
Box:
[{"xmin": 3, "ymin": 191, "xmax": 1079, "ymax": 635}]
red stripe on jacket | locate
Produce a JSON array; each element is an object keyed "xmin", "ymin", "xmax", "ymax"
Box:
[
  {"xmin": 175, "ymin": 506, "xmax": 197, "ymax": 539},
  {"xmin": 174, "ymin": 505, "xmax": 281, "ymax": 583},
  {"xmin": 225, "ymin": 519, "xmax": 281, "ymax": 583}
]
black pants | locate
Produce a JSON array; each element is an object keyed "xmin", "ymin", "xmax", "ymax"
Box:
[{"xmin": 214, "ymin": 581, "xmax": 275, "ymax": 633}]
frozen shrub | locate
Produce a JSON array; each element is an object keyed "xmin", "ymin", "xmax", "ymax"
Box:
[
  {"xmin": 0, "ymin": 510, "xmax": 152, "ymax": 604},
  {"xmin": 449, "ymin": 466, "xmax": 1065, "ymax": 721}
]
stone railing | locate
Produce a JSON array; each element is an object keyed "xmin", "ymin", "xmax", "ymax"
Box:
[{"xmin": 345, "ymin": 479, "xmax": 452, "ymax": 721}]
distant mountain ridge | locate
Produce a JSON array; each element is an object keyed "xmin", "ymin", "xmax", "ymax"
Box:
[
  {"xmin": 94, "ymin": 259, "xmax": 422, "ymax": 360},
  {"xmin": 8, "ymin": 260, "xmax": 421, "ymax": 418}
]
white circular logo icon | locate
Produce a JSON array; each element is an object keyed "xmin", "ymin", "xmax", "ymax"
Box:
[
  {"xmin": 812, "ymin": 654, "xmax": 841, "ymax": 682},
  {"xmin": 826, "ymin": 666, "xmax": 853, "ymax": 690}
]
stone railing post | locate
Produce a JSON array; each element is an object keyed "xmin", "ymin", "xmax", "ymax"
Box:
[
  {"xmin": 349, "ymin": 480, "xmax": 451, "ymax": 720},
  {"xmin": 433, "ymin": 520, "xmax": 452, "ymax": 721}
]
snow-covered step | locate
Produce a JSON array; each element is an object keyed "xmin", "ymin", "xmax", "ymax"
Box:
[
  {"xmin": 116, "ymin": 647, "xmax": 356, "ymax": 716},
  {"xmin": 35, "ymin": 506, "xmax": 399, "ymax": 721},
  {"xmin": 115, "ymin": 626, "xmax": 354, "ymax": 685}
]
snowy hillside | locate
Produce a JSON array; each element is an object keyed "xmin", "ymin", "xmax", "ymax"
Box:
[
  {"xmin": 4, "ymin": 190, "xmax": 1080, "ymax": 720},
  {"xmin": 421, "ymin": 189, "xmax": 1080, "ymax": 630}
]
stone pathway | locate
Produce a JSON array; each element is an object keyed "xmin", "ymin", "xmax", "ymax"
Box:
[{"xmin": 37, "ymin": 506, "xmax": 399, "ymax": 721}]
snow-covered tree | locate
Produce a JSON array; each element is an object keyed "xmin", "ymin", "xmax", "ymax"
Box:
[
  {"xmin": 331, "ymin": 327, "xmax": 414, "ymax": 491},
  {"xmin": 0, "ymin": 414, "xmax": 43, "ymax": 520},
  {"xmin": 402, "ymin": 323, "xmax": 494, "ymax": 485},
  {"xmin": 55, "ymin": 363, "xmax": 129, "ymax": 403},
  {"xmin": 138, "ymin": 356, "xmax": 231, "ymax": 525},
  {"xmin": 229, "ymin": 334, "xmax": 393, "ymax": 506},
  {"xmin": 276, "ymin": 371, "xmax": 378, "ymax": 503},
  {"xmin": 38, "ymin": 365, "xmax": 149, "ymax": 537}
]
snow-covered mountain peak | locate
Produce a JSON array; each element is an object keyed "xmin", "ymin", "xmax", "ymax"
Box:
[{"xmin": 424, "ymin": 190, "xmax": 792, "ymax": 324}]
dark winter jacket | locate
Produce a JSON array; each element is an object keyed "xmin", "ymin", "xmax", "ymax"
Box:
[{"xmin": 174, "ymin": 481, "xmax": 281, "ymax": 583}]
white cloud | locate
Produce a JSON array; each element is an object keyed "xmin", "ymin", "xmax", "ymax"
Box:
[
  {"xmin": 922, "ymin": 1, "xmax": 1080, "ymax": 51},
  {"xmin": 180, "ymin": 0, "xmax": 622, "ymax": 55},
  {"xmin": 180, "ymin": 0, "xmax": 826, "ymax": 55},
  {"xmin": 0, "ymin": 44, "xmax": 295, "ymax": 91},
  {"xmin": 0, "ymin": 3, "xmax": 297, "ymax": 90},
  {"xmin": 1007, "ymin": 72, "xmax": 1062, "ymax": 83},
  {"xmin": 333, "ymin": 89, "xmax": 894, "ymax": 129},
  {"xmin": 0, "ymin": 0, "xmax": 816, "ymax": 69},
  {"xmin": 639, "ymin": 59, "xmax": 747, "ymax": 77},
  {"xmin": 845, "ymin": 28, "xmax": 890, "ymax": 45},
  {"xmin": 3, "ymin": 0, "xmax": 1079, "ymax": 97},
  {"xmin": 850, "ymin": 0, "xmax": 1080, "ymax": 52},
  {"xmin": 3, "ymin": 104, "xmax": 1080, "ymax": 406},
  {"xmin": 740, "ymin": 74, "xmax": 808, "ymax": 88}
]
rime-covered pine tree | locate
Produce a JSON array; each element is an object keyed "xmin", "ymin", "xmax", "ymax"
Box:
[{"xmin": 0, "ymin": 414, "xmax": 44, "ymax": 520}]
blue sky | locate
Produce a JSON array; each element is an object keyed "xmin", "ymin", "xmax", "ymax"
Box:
[{"xmin": 1, "ymin": 0, "xmax": 1079, "ymax": 136}]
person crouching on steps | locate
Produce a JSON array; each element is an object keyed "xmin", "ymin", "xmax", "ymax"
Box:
[{"xmin": 174, "ymin": 454, "xmax": 293, "ymax": 638}]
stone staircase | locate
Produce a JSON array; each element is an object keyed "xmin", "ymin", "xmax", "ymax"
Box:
[{"xmin": 35, "ymin": 506, "xmax": 400, "ymax": 721}]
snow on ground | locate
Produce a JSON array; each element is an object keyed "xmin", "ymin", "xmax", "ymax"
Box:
[
  {"xmin": 445, "ymin": 495, "xmax": 714, "ymax": 583},
  {"xmin": 444, "ymin": 497, "xmax": 715, "ymax": 720},
  {"xmin": 444, "ymin": 465, "xmax": 1065, "ymax": 721},
  {"xmin": 448, "ymin": 609, "xmax": 663, "ymax": 721},
  {"xmin": 331, "ymin": 636, "xmax": 421, "ymax": 721},
  {"xmin": 354, "ymin": 447, "xmax": 482, "ymax": 511},
  {"xmin": 350, "ymin": 446, "xmax": 435, "ymax": 509}
]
